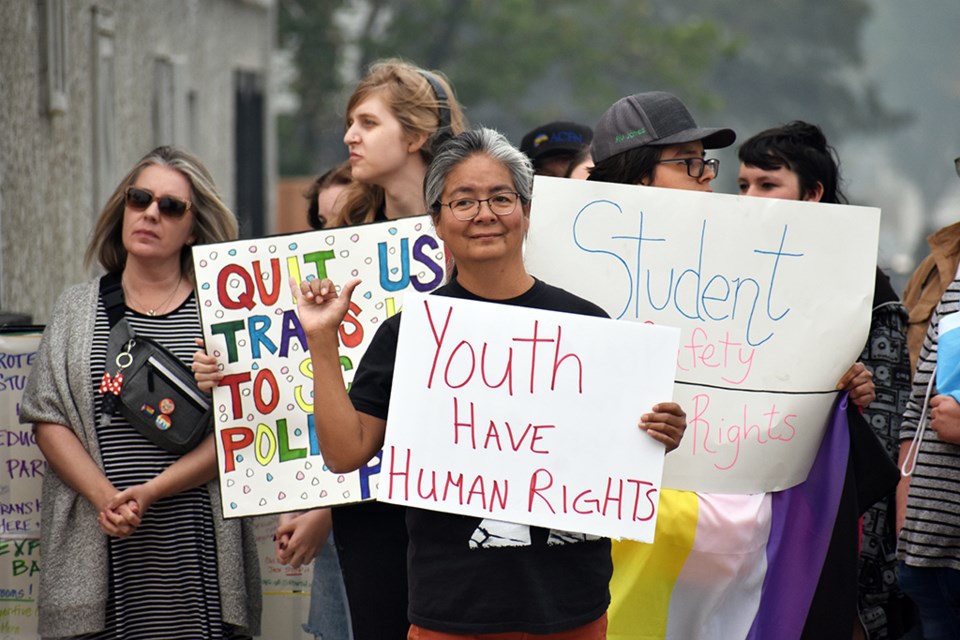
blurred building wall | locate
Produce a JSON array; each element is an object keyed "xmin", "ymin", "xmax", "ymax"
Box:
[{"xmin": 0, "ymin": 0, "xmax": 276, "ymax": 323}]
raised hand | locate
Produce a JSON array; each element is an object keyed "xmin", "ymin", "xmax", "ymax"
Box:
[{"xmin": 290, "ymin": 277, "xmax": 362, "ymax": 341}]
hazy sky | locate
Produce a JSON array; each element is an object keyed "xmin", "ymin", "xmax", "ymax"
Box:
[{"xmin": 847, "ymin": 0, "xmax": 960, "ymax": 275}]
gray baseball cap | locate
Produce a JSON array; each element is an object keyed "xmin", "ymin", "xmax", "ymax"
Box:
[{"xmin": 592, "ymin": 91, "xmax": 735, "ymax": 164}]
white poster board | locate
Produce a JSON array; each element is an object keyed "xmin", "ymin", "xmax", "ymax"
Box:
[
  {"xmin": 380, "ymin": 292, "xmax": 680, "ymax": 542},
  {"xmin": 525, "ymin": 177, "xmax": 879, "ymax": 493},
  {"xmin": 193, "ymin": 216, "xmax": 445, "ymax": 517},
  {"xmin": 252, "ymin": 516, "xmax": 313, "ymax": 640}
]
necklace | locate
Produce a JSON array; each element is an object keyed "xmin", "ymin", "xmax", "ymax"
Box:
[{"xmin": 123, "ymin": 273, "xmax": 183, "ymax": 316}]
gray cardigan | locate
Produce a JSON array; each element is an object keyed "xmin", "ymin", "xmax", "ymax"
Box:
[{"xmin": 19, "ymin": 279, "xmax": 261, "ymax": 638}]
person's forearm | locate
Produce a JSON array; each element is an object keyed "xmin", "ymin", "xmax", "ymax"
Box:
[
  {"xmin": 143, "ymin": 433, "xmax": 218, "ymax": 501},
  {"xmin": 35, "ymin": 422, "xmax": 115, "ymax": 509},
  {"xmin": 308, "ymin": 330, "xmax": 382, "ymax": 472}
]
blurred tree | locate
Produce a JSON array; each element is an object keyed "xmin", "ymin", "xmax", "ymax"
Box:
[
  {"xmin": 276, "ymin": 0, "xmax": 904, "ymax": 176},
  {"xmin": 276, "ymin": 0, "xmax": 736, "ymax": 176},
  {"xmin": 358, "ymin": 0, "xmax": 736, "ymax": 117},
  {"xmin": 277, "ymin": 0, "xmax": 349, "ymax": 176},
  {"xmin": 661, "ymin": 0, "xmax": 909, "ymax": 137}
]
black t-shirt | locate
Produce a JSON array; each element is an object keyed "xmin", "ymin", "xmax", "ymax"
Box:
[{"xmin": 349, "ymin": 278, "xmax": 613, "ymax": 634}]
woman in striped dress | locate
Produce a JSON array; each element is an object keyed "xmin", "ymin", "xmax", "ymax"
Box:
[
  {"xmin": 20, "ymin": 146, "xmax": 261, "ymax": 639},
  {"xmin": 898, "ymin": 273, "xmax": 960, "ymax": 639}
]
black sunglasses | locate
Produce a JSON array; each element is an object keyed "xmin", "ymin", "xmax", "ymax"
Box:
[{"xmin": 124, "ymin": 187, "xmax": 192, "ymax": 218}]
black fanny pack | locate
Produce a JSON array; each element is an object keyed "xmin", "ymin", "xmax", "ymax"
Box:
[{"xmin": 99, "ymin": 274, "xmax": 212, "ymax": 454}]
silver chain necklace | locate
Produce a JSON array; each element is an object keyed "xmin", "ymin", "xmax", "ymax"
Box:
[{"xmin": 123, "ymin": 273, "xmax": 183, "ymax": 316}]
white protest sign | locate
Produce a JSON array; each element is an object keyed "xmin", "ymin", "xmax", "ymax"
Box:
[
  {"xmin": 193, "ymin": 216, "xmax": 445, "ymax": 517},
  {"xmin": 525, "ymin": 177, "xmax": 879, "ymax": 493},
  {"xmin": 379, "ymin": 292, "xmax": 680, "ymax": 542}
]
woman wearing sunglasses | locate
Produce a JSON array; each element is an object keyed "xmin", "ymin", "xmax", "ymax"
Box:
[{"xmin": 20, "ymin": 146, "xmax": 261, "ymax": 639}]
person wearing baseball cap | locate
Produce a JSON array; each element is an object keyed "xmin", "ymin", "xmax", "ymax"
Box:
[
  {"xmin": 589, "ymin": 90, "xmax": 735, "ymax": 191},
  {"xmin": 520, "ymin": 120, "xmax": 594, "ymax": 177},
  {"xmin": 589, "ymin": 91, "xmax": 744, "ymax": 639}
]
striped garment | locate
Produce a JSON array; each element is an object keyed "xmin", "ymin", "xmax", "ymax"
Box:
[
  {"xmin": 81, "ymin": 294, "xmax": 248, "ymax": 640},
  {"xmin": 899, "ymin": 277, "xmax": 960, "ymax": 571},
  {"xmin": 608, "ymin": 396, "xmax": 851, "ymax": 640}
]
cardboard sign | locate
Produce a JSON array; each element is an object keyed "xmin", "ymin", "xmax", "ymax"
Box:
[
  {"xmin": 380, "ymin": 292, "xmax": 680, "ymax": 542},
  {"xmin": 0, "ymin": 331, "xmax": 313, "ymax": 640},
  {"xmin": 0, "ymin": 331, "xmax": 42, "ymax": 639},
  {"xmin": 525, "ymin": 177, "xmax": 879, "ymax": 493},
  {"xmin": 193, "ymin": 216, "xmax": 445, "ymax": 517}
]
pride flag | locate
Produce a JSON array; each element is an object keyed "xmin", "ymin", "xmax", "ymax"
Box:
[{"xmin": 608, "ymin": 396, "xmax": 851, "ymax": 639}]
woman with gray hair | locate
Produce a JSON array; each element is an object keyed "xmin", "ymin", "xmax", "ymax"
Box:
[
  {"xmin": 20, "ymin": 146, "xmax": 261, "ymax": 639},
  {"xmin": 290, "ymin": 127, "xmax": 686, "ymax": 637}
]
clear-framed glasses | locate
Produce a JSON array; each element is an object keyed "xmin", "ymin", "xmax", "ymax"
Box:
[
  {"xmin": 441, "ymin": 191, "xmax": 521, "ymax": 221},
  {"xmin": 656, "ymin": 157, "xmax": 720, "ymax": 179},
  {"xmin": 954, "ymin": 156, "xmax": 959, "ymax": 178}
]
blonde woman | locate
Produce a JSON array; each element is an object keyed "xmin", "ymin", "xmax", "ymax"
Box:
[{"xmin": 21, "ymin": 146, "xmax": 261, "ymax": 639}]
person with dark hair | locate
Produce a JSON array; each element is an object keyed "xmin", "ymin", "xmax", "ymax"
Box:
[
  {"xmin": 20, "ymin": 146, "xmax": 261, "ymax": 639},
  {"xmin": 591, "ymin": 93, "xmax": 882, "ymax": 640},
  {"xmin": 564, "ymin": 143, "xmax": 594, "ymax": 180},
  {"xmin": 587, "ymin": 91, "xmax": 734, "ymax": 190},
  {"xmin": 587, "ymin": 91, "xmax": 754, "ymax": 640},
  {"xmin": 304, "ymin": 161, "xmax": 352, "ymax": 230},
  {"xmin": 739, "ymin": 121, "xmax": 915, "ymax": 640},
  {"xmin": 291, "ymin": 127, "xmax": 686, "ymax": 637},
  {"xmin": 738, "ymin": 120, "xmax": 843, "ymax": 203},
  {"xmin": 520, "ymin": 120, "xmax": 593, "ymax": 177}
]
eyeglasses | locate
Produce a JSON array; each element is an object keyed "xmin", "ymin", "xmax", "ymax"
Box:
[
  {"xmin": 955, "ymin": 157, "xmax": 959, "ymax": 178},
  {"xmin": 124, "ymin": 187, "xmax": 192, "ymax": 218},
  {"xmin": 440, "ymin": 191, "xmax": 521, "ymax": 221},
  {"xmin": 656, "ymin": 157, "xmax": 720, "ymax": 179}
]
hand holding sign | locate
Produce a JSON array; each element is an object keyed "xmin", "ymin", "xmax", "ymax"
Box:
[
  {"xmin": 192, "ymin": 338, "xmax": 222, "ymax": 392},
  {"xmin": 835, "ymin": 362, "xmax": 875, "ymax": 408},
  {"xmin": 640, "ymin": 402, "xmax": 687, "ymax": 451}
]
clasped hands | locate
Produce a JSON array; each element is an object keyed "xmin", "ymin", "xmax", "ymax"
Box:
[{"xmin": 97, "ymin": 483, "xmax": 158, "ymax": 538}]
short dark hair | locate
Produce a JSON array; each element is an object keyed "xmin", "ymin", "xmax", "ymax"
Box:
[
  {"xmin": 586, "ymin": 144, "xmax": 662, "ymax": 186},
  {"xmin": 563, "ymin": 144, "xmax": 593, "ymax": 178},
  {"xmin": 738, "ymin": 121, "xmax": 847, "ymax": 204}
]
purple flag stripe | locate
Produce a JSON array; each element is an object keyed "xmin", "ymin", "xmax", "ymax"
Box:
[{"xmin": 746, "ymin": 394, "xmax": 850, "ymax": 640}]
